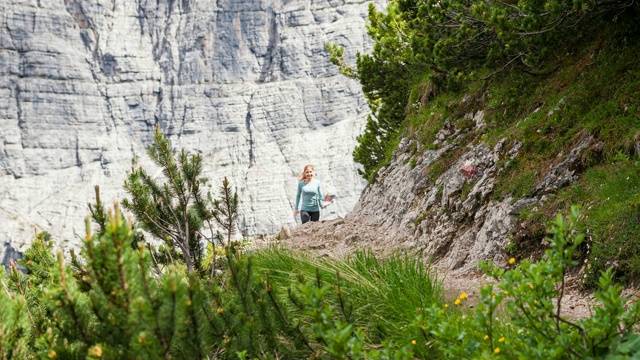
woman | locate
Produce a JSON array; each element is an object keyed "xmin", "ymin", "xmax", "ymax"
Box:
[{"xmin": 293, "ymin": 164, "xmax": 332, "ymax": 224}]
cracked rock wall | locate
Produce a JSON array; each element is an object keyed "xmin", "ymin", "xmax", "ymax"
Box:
[
  {"xmin": 0, "ymin": 0, "xmax": 384, "ymax": 249},
  {"xmin": 345, "ymin": 110, "xmax": 598, "ymax": 272}
]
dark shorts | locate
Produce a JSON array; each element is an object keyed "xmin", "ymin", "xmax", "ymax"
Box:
[{"xmin": 300, "ymin": 211, "xmax": 320, "ymax": 224}]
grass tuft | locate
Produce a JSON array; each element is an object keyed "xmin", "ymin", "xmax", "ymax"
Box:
[{"xmin": 251, "ymin": 246, "xmax": 444, "ymax": 346}]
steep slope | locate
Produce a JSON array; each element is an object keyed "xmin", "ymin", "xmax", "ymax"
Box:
[
  {"xmin": 282, "ymin": 118, "xmax": 596, "ymax": 269},
  {"xmin": 280, "ymin": 28, "xmax": 640, "ymax": 284}
]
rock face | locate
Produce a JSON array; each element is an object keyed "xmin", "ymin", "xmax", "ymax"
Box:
[
  {"xmin": 0, "ymin": 0, "xmax": 386, "ymax": 251},
  {"xmin": 283, "ymin": 108, "xmax": 602, "ymax": 273},
  {"xmin": 348, "ymin": 110, "xmax": 601, "ymax": 271}
]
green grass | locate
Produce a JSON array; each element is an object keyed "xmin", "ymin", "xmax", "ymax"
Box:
[
  {"xmin": 251, "ymin": 247, "xmax": 444, "ymax": 349},
  {"xmin": 493, "ymin": 158, "xmax": 539, "ymax": 200},
  {"xmin": 555, "ymin": 160, "xmax": 640, "ymax": 286},
  {"xmin": 405, "ymin": 90, "xmax": 467, "ymax": 152},
  {"xmin": 248, "ymin": 245, "xmax": 555, "ymax": 358},
  {"xmin": 460, "ymin": 180, "xmax": 474, "ymax": 201},
  {"xmin": 414, "ymin": 210, "xmax": 428, "ymax": 227},
  {"xmin": 425, "ymin": 158, "xmax": 447, "ymax": 182}
]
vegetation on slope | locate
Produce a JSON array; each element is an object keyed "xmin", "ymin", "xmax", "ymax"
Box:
[{"xmin": 330, "ymin": 0, "xmax": 640, "ymax": 286}]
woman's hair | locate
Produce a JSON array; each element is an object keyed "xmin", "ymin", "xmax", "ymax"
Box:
[{"xmin": 298, "ymin": 164, "xmax": 315, "ymax": 181}]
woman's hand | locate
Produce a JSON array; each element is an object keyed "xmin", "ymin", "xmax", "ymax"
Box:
[
  {"xmin": 294, "ymin": 210, "xmax": 299, "ymax": 216},
  {"xmin": 324, "ymin": 195, "xmax": 333, "ymax": 202}
]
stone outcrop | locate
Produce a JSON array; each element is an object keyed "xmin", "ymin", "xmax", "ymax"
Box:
[
  {"xmin": 348, "ymin": 111, "xmax": 602, "ymax": 271},
  {"xmin": 0, "ymin": 0, "xmax": 387, "ymax": 253},
  {"xmin": 283, "ymin": 108, "xmax": 602, "ymax": 273}
]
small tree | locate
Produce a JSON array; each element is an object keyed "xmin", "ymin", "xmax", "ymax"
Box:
[
  {"xmin": 327, "ymin": 2, "xmax": 417, "ymax": 181},
  {"xmin": 211, "ymin": 177, "xmax": 238, "ymax": 245},
  {"xmin": 121, "ymin": 127, "xmax": 241, "ymax": 275},
  {"xmin": 123, "ymin": 126, "xmax": 213, "ymax": 273},
  {"xmin": 208, "ymin": 177, "xmax": 239, "ymax": 277}
]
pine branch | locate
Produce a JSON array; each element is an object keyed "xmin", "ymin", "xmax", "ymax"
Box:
[
  {"xmin": 57, "ymin": 252, "xmax": 89, "ymax": 343},
  {"xmin": 8, "ymin": 264, "xmax": 35, "ymax": 329},
  {"xmin": 186, "ymin": 273, "xmax": 204, "ymax": 358},
  {"xmin": 165, "ymin": 268, "xmax": 178, "ymax": 350},
  {"xmin": 88, "ymin": 185, "xmax": 107, "ymax": 237},
  {"xmin": 138, "ymin": 246, "xmax": 171, "ymax": 359},
  {"xmin": 113, "ymin": 212, "xmax": 130, "ymax": 308}
]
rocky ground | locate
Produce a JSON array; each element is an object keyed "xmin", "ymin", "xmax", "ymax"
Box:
[{"xmin": 255, "ymin": 217, "xmax": 640, "ymax": 320}]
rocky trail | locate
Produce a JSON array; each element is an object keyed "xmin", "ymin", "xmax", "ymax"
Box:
[{"xmin": 254, "ymin": 217, "xmax": 640, "ymax": 321}]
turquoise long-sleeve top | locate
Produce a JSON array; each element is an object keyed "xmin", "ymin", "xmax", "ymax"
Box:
[{"xmin": 295, "ymin": 180, "xmax": 324, "ymax": 212}]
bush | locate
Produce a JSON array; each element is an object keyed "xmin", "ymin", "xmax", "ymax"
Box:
[{"xmin": 414, "ymin": 206, "xmax": 640, "ymax": 359}]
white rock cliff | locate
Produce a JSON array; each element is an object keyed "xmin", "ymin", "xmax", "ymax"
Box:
[{"xmin": 0, "ymin": 0, "xmax": 386, "ymax": 250}]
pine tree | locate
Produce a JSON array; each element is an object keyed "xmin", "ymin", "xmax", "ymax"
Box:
[
  {"xmin": 3, "ymin": 127, "xmax": 421, "ymax": 359},
  {"xmin": 3, "ymin": 203, "xmax": 321, "ymax": 359},
  {"xmin": 122, "ymin": 126, "xmax": 212, "ymax": 273},
  {"xmin": 0, "ymin": 266, "xmax": 32, "ymax": 359},
  {"xmin": 327, "ymin": 2, "xmax": 415, "ymax": 181}
]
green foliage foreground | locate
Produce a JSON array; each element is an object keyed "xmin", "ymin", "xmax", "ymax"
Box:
[
  {"xmin": 1, "ymin": 128, "xmax": 638, "ymax": 358},
  {"xmin": 417, "ymin": 206, "xmax": 640, "ymax": 359},
  {"xmin": 1, "ymin": 206, "xmax": 639, "ymax": 359}
]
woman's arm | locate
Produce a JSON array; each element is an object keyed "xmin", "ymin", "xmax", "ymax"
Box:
[
  {"xmin": 294, "ymin": 182, "xmax": 302, "ymax": 215},
  {"xmin": 317, "ymin": 181, "xmax": 324, "ymax": 201},
  {"xmin": 318, "ymin": 182, "xmax": 332, "ymax": 202}
]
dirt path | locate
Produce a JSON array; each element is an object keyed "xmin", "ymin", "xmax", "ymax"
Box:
[{"xmin": 256, "ymin": 218, "xmax": 640, "ymax": 320}]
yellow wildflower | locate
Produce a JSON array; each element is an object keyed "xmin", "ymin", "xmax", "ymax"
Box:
[
  {"xmin": 498, "ymin": 337, "xmax": 505, "ymax": 343},
  {"xmin": 484, "ymin": 335, "xmax": 489, "ymax": 340},
  {"xmin": 454, "ymin": 299, "xmax": 461, "ymax": 306},
  {"xmin": 444, "ymin": 303, "xmax": 449, "ymax": 308},
  {"xmin": 217, "ymin": 307, "xmax": 224, "ymax": 314},
  {"xmin": 411, "ymin": 340, "xmax": 417, "ymax": 345},
  {"xmin": 494, "ymin": 348, "xmax": 501, "ymax": 354},
  {"xmin": 529, "ymin": 283, "xmax": 534, "ymax": 289},
  {"xmin": 88, "ymin": 345, "xmax": 103, "ymax": 357},
  {"xmin": 509, "ymin": 258, "xmax": 516, "ymax": 264},
  {"xmin": 48, "ymin": 350, "xmax": 57, "ymax": 359},
  {"xmin": 503, "ymin": 290, "xmax": 509, "ymax": 295},
  {"xmin": 459, "ymin": 292, "xmax": 468, "ymax": 300}
]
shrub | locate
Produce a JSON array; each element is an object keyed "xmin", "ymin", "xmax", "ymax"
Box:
[{"xmin": 414, "ymin": 206, "xmax": 640, "ymax": 359}]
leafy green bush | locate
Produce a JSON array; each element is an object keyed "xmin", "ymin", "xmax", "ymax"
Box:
[{"xmin": 414, "ymin": 206, "xmax": 640, "ymax": 359}]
